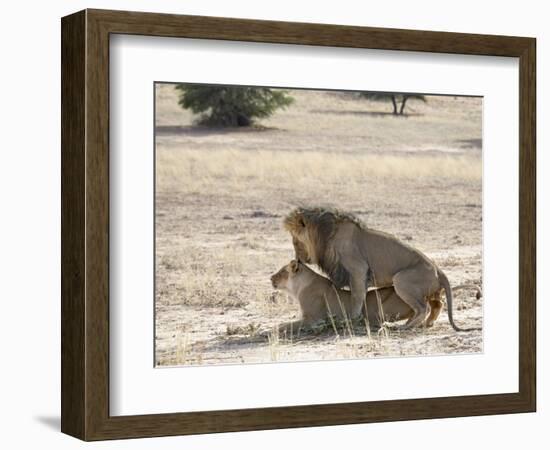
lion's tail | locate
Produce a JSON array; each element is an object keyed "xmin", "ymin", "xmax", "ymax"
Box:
[{"xmin": 437, "ymin": 269, "xmax": 481, "ymax": 332}]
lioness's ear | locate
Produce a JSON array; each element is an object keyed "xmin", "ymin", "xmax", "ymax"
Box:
[{"xmin": 290, "ymin": 260, "xmax": 299, "ymax": 272}]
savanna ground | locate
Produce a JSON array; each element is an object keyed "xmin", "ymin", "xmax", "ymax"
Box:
[{"xmin": 154, "ymin": 84, "xmax": 483, "ymax": 367}]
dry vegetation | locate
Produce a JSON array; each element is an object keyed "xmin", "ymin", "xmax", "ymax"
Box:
[{"xmin": 155, "ymin": 85, "xmax": 483, "ymax": 367}]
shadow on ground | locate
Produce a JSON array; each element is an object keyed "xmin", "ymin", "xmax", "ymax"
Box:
[
  {"xmin": 456, "ymin": 138, "xmax": 482, "ymax": 149},
  {"xmin": 155, "ymin": 125, "xmax": 278, "ymax": 137},
  {"xmin": 309, "ymin": 109, "xmax": 423, "ymax": 118}
]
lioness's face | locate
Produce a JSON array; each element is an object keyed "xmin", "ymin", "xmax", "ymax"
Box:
[{"xmin": 270, "ymin": 260, "xmax": 301, "ymax": 290}]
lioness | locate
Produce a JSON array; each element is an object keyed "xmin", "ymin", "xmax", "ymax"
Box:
[
  {"xmin": 271, "ymin": 260, "xmax": 411, "ymax": 334},
  {"xmin": 284, "ymin": 206, "xmax": 478, "ymax": 331}
]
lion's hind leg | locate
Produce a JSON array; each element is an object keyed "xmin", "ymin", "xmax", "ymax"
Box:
[
  {"xmin": 425, "ymin": 290, "xmax": 444, "ymax": 327},
  {"xmin": 392, "ymin": 267, "xmax": 437, "ymax": 329}
]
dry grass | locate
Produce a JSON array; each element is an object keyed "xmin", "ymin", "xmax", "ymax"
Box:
[
  {"xmin": 157, "ymin": 148, "xmax": 481, "ymax": 195},
  {"xmin": 154, "ymin": 84, "xmax": 483, "ymax": 367}
]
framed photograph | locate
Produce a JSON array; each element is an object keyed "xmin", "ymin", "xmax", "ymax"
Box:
[{"xmin": 61, "ymin": 9, "xmax": 536, "ymax": 441}]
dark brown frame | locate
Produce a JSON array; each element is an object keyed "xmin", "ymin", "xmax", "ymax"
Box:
[{"xmin": 61, "ymin": 8, "xmax": 536, "ymax": 441}]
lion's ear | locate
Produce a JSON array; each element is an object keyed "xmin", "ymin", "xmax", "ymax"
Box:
[
  {"xmin": 298, "ymin": 217, "xmax": 306, "ymax": 228},
  {"xmin": 290, "ymin": 260, "xmax": 299, "ymax": 272}
]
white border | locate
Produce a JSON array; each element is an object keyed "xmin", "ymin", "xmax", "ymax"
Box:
[{"xmin": 110, "ymin": 35, "xmax": 519, "ymax": 416}]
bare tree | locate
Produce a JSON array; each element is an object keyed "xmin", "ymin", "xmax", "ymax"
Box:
[{"xmin": 360, "ymin": 92, "xmax": 426, "ymax": 115}]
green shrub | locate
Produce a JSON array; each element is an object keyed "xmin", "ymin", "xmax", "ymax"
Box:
[{"xmin": 175, "ymin": 85, "xmax": 294, "ymax": 127}]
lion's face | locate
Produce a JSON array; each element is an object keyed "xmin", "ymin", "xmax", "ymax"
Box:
[
  {"xmin": 285, "ymin": 213, "xmax": 315, "ymax": 264},
  {"xmin": 292, "ymin": 236, "xmax": 311, "ymax": 264},
  {"xmin": 270, "ymin": 260, "xmax": 301, "ymax": 290}
]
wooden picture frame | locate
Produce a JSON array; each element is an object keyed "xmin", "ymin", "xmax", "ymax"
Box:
[{"xmin": 61, "ymin": 8, "xmax": 536, "ymax": 441}]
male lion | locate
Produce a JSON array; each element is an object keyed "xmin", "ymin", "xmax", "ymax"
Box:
[
  {"xmin": 284, "ymin": 206, "xmax": 478, "ymax": 331},
  {"xmin": 270, "ymin": 260, "xmax": 481, "ymax": 334}
]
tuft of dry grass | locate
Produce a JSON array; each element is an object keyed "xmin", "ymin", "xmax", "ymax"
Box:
[{"xmin": 226, "ymin": 323, "xmax": 262, "ymax": 336}]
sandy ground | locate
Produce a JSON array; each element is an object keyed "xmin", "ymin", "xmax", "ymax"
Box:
[{"xmin": 154, "ymin": 85, "xmax": 483, "ymax": 367}]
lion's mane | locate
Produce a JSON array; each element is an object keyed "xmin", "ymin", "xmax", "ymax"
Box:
[{"xmin": 283, "ymin": 206, "xmax": 369, "ymax": 289}]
